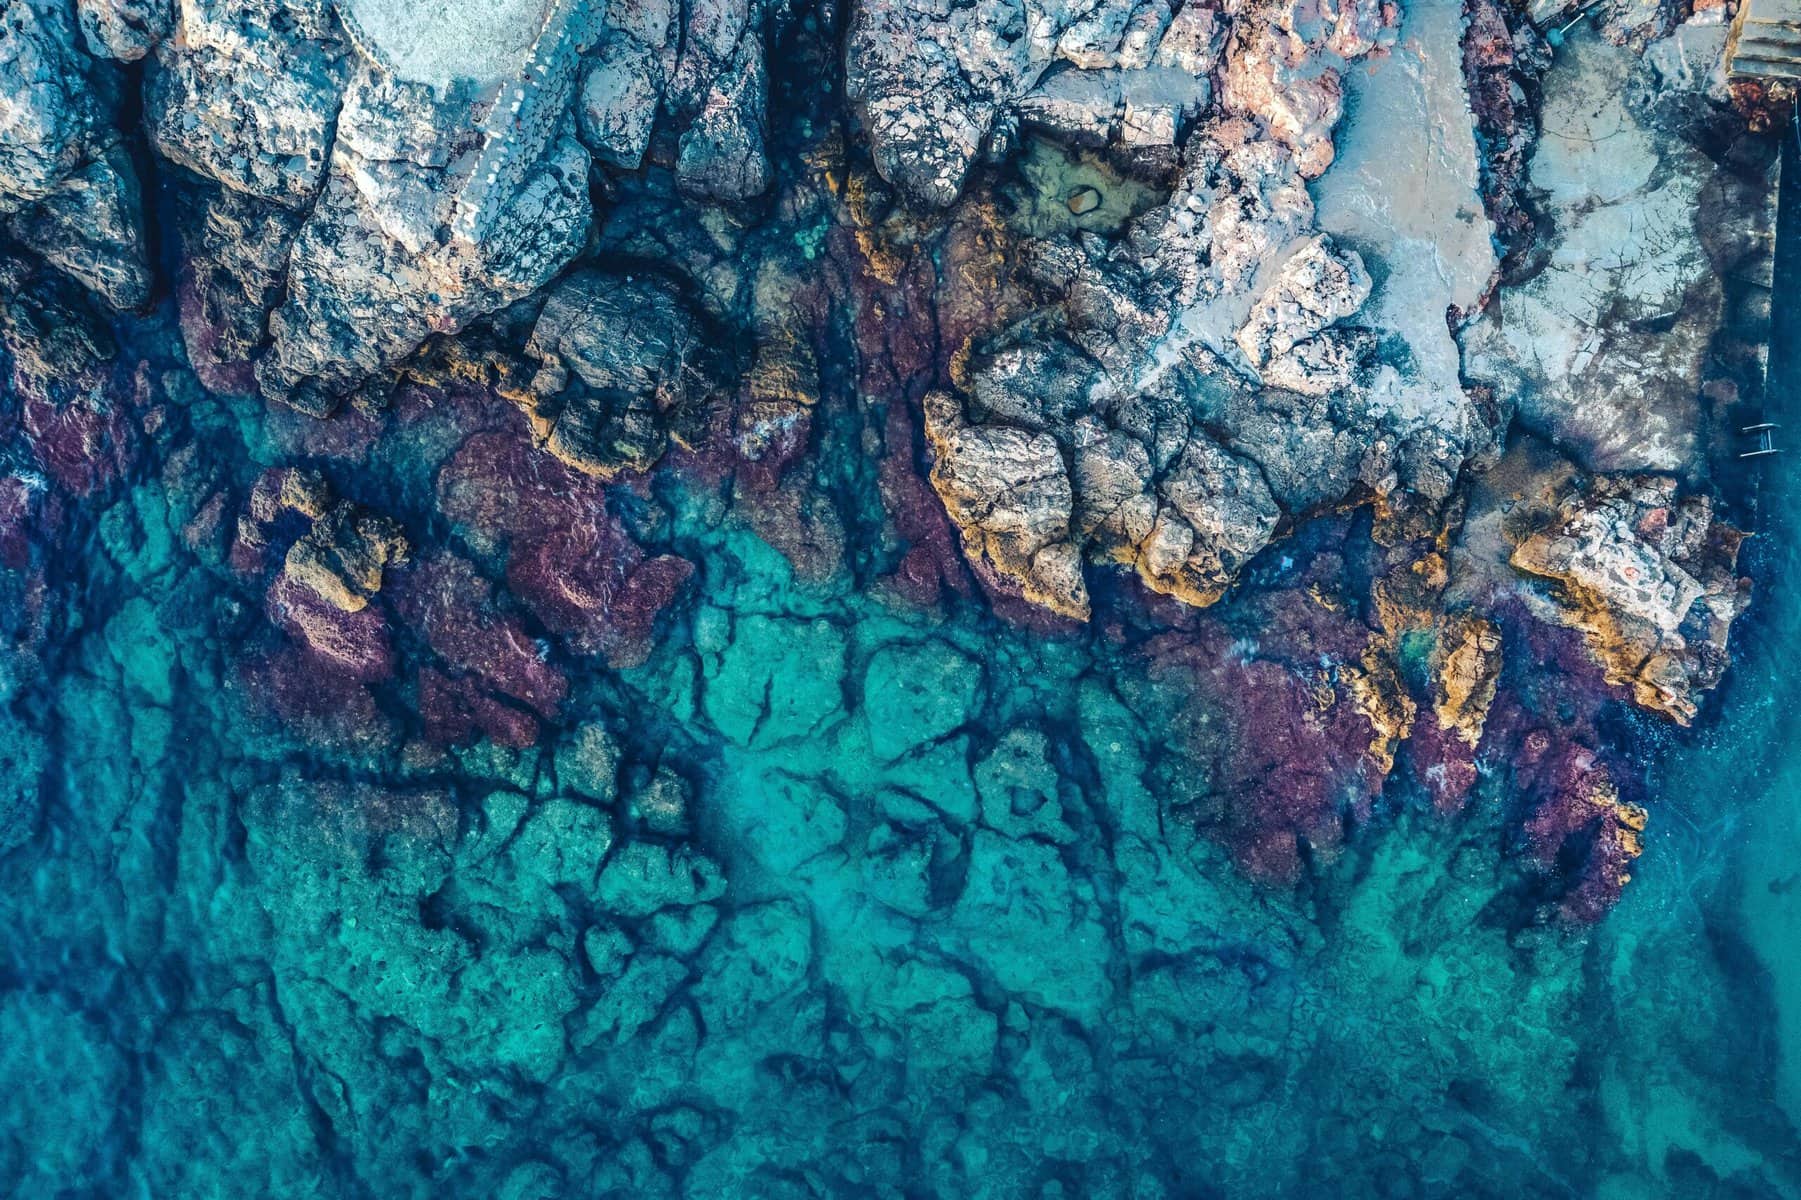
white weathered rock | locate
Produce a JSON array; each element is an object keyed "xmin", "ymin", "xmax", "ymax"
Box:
[
  {"xmin": 76, "ymin": 0, "xmax": 173, "ymax": 60},
  {"xmin": 256, "ymin": 62, "xmax": 593, "ymax": 411},
  {"xmin": 147, "ymin": 0, "xmax": 347, "ymax": 208},
  {"xmin": 1459, "ymin": 24, "xmax": 1763, "ymax": 475},
  {"xmin": 1313, "ymin": 0, "xmax": 1499, "ymax": 441},
  {"xmin": 846, "ymin": 0, "xmax": 1239, "ymax": 207},
  {"xmin": 1233, "ymin": 234, "xmax": 1370, "ymax": 369},
  {"xmin": 927, "ymin": 0, "xmax": 1523, "ymax": 617}
]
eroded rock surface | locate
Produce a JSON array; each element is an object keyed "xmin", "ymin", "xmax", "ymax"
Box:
[
  {"xmin": 923, "ymin": 389, "xmax": 1089, "ymax": 618},
  {"xmin": 929, "ymin": 102, "xmax": 1471, "ymax": 611},
  {"xmin": 0, "ymin": 0, "xmax": 151, "ymax": 308},
  {"xmin": 1512, "ymin": 475, "xmax": 1747, "ymax": 724},
  {"xmin": 140, "ymin": 0, "xmax": 783, "ymax": 411},
  {"xmin": 515, "ymin": 270, "xmax": 729, "ymax": 477}
]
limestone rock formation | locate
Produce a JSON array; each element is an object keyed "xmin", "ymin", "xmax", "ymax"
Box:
[
  {"xmin": 577, "ymin": 3, "xmax": 672, "ymax": 171},
  {"xmin": 232, "ymin": 467, "xmax": 407, "ymax": 624},
  {"xmin": 0, "ymin": 0, "xmax": 151, "ymax": 308},
  {"xmin": 516, "ymin": 270, "xmax": 727, "ymax": 478},
  {"xmin": 846, "ymin": 0, "xmax": 1221, "ymax": 207},
  {"xmin": 1519, "ymin": 741, "xmax": 1648, "ymax": 924},
  {"xmin": 134, "ymin": 0, "xmax": 808, "ymax": 412},
  {"xmin": 75, "ymin": 0, "xmax": 173, "ymax": 61},
  {"xmin": 1074, "ymin": 415, "xmax": 1281, "ymax": 607},
  {"xmin": 255, "ymin": 64, "xmax": 594, "ymax": 413},
  {"xmin": 171, "ymin": 184, "xmax": 305, "ymax": 389},
  {"xmin": 931, "ymin": 88, "xmax": 1469, "ymax": 614},
  {"xmin": 144, "ymin": 0, "xmax": 602, "ymax": 411},
  {"xmin": 1234, "ymin": 233, "xmax": 1371, "ymax": 394},
  {"xmin": 144, "ymin": 0, "xmax": 797, "ymax": 415},
  {"xmin": 145, "ymin": 0, "xmax": 345, "ymax": 208},
  {"xmin": 0, "ymin": 12, "xmax": 1790, "ymax": 1189},
  {"xmin": 1511, "ymin": 475, "xmax": 1747, "ymax": 725},
  {"xmin": 923, "ymin": 390, "xmax": 1089, "ymax": 619}
]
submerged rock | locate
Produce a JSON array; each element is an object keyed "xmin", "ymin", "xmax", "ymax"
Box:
[
  {"xmin": 436, "ymin": 429, "xmax": 692, "ymax": 667},
  {"xmin": 0, "ymin": 712, "xmax": 46, "ymax": 855},
  {"xmin": 0, "ymin": 0, "xmax": 1789, "ymax": 1187},
  {"xmin": 392, "ymin": 554, "xmax": 570, "ymax": 747},
  {"xmin": 1518, "ymin": 737, "xmax": 1647, "ymax": 924},
  {"xmin": 265, "ymin": 571, "xmax": 396, "ymax": 682}
]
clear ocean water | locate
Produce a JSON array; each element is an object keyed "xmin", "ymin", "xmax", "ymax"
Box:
[{"xmin": 0, "ymin": 94, "xmax": 1798, "ymax": 1200}]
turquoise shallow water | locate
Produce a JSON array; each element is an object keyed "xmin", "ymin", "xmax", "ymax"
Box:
[
  {"xmin": 0, "ymin": 103, "xmax": 1799, "ymax": 1200},
  {"xmin": 1653, "ymin": 125, "xmax": 1801, "ymax": 1147}
]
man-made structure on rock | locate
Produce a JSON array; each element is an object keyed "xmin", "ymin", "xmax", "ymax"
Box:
[
  {"xmin": 1463, "ymin": 20, "xmax": 1778, "ymax": 478},
  {"xmin": 336, "ymin": 0, "xmax": 598, "ymax": 241},
  {"xmin": 1728, "ymin": 0, "xmax": 1801, "ymax": 82},
  {"xmin": 441, "ymin": 0, "xmax": 593, "ymax": 243}
]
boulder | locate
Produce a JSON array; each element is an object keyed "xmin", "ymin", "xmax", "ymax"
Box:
[
  {"xmin": 282, "ymin": 501, "xmax": 409, "ymax": 613},
  {"xmin": 1511, "ymin": 475, "xmax": 1748, "ymax": 724},
  {"xmin": 0, "ymin": 0, "xmax": 151, "ymax": 307},
  {"xmin": 923, "ymin": 390, "xmax": 1088, "ymax": 619},
  {"xmin": 518, "ymin": 271, "xmax": 727, "ymax": 478}
]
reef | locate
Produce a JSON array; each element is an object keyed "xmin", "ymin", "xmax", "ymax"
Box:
[{"xmin": 0, "ymin": 0, "xmax": 1795, "ymax": 1194}]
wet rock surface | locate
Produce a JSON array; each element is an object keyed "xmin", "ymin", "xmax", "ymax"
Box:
[
  {"xmin": 1460, "ymin": 17, "xmax": 1778, "ymax": 476},
  {"xmin": 0, "ymin": 0, "xmax": 1792, "ymax": 1195}
]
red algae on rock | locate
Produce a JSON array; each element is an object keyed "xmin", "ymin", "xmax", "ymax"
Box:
[
  {"xmin": 437, "ymin": 430, "xmax": 692, "ymax": 667},
  {"xmin": 1144, "ymin": 615, "xmax": 1395, "ymax": 883},
  {"xmin": 1518, "ymin": 738, "xmax": 1648, "ymax": 925},
  {"xmin": 389, "ymin": 554, "xmax": 569, "ymax": 747}
]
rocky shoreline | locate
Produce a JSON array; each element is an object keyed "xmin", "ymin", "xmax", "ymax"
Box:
[
  {"xmin": 0, "ymin": 2, "xmax": 1794, "ymax": 1191},
  {"xmin": 0, "ymin": 0, "xmax": 1781, "ymax": 912}
]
